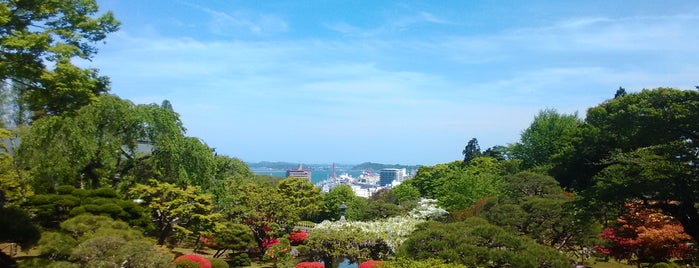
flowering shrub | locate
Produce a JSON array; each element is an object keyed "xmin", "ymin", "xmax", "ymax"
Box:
[
  {"xmin": 263, "ymin": 238, "xmax": 292, "ymax": 267},
  {"xmin": 314, "ymin": 198, "xmax": 448, "ymax": 251},
  {"xmin": 295, "ymin": 262, "xmax": 324, "ymax": 268},
  {"xmin": 289, "ymin": 230, "xmax": 308, "ymax": 245},
  {"xmin": 173, "ymin": 254, "xmax": 212, "ymax": 268},
  {"xmin": 262, "ymin": 237, "xmax": 280, "ymax": 249},
  {"xmin": 359, "ymin": 260, "xmax": 383, "ymax": 268}
]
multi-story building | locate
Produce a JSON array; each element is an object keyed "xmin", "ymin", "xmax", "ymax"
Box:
[
  {"xmin": 379, "ymin": 168, "xmax": 403, "ymax": 186},
  {"xmin": 286, "ymin": 163, "xmax": 311, "ymax": 179}
]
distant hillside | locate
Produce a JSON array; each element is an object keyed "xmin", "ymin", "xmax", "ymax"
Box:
[
  {"xmin": 247, "ymin": 161, "xmax": 301, "ymax": 170},
  {"xmin": 351, "ymin": 162, "xmax": 421, "ymax": 171}
]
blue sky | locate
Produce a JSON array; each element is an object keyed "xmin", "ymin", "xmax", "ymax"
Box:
[{"xmin": 87, "ymin": 0, "xmax": 699, "ymax": 165}]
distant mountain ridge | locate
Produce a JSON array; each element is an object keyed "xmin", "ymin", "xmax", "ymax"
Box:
[
  {"xmin": 246, "ymin": 161, "xmax": 421, "ymax": 171},
  {"xmin": 350, "ymin": 162, "xmax": 422, "ymax": 171}
]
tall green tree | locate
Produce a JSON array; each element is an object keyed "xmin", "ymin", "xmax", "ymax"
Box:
[
  {"xmin": 0, "ymin": 0, "xmax": 119, "ymax": 117},
  {"xmin": 511, "ymin": 109, "xmax": 582, "ymax": 172},
  {"xmin": 462, "ymin": 138, "xmax": 481, "ymax": 165}
]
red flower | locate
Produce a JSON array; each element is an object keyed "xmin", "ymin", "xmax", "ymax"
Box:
[
  {"xmin": 359, "ymin": 260, "xmax": 383, "ymax": 268},
  {"xmin": 173, "ymin": 254, "xmax": 211, "ymax": 268},
  {"xmin": 289, "ymin": 230, "xmax": 308, "ymax": 245},
  {"xmin": 295, "ymin": 262, "xmax": 324, "ymax": 268}
]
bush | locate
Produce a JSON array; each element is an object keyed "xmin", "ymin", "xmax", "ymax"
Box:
[
  {"xmin": 295, "ymin": 262, "xmax": 324, "ymax": 268},
  {"xmin": 650, "ymin": 263, "xmax": 681, "ymax": 268},
  {"xmin": 289, "ymin": 230, "xmax": 308, "ymax": 245},
  {"xmin": 228, "ymin": 252, "xmax": 250, "ymax": 267},
  {"xmin": 208, "ymin": 257, "xmax": 229, "ymax": 268},
  {"xmin": 174, "ymin": 254, "xmax": 211, "ymax": 268},
  {"xmin": 359, "ymin": 260, "xmax": 383, "ymax": 268}
]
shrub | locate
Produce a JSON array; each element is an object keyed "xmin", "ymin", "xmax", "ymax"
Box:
[
  {"xmin": 289, "ymin": 230, "xmax": 308, "ymax": 245},
  {"xmin": 359, "ymin": 260, "xmax": 383, "ymax": 268},
  {"xmin": 208, "ymin": 257, "xmax": 228, "ymax": 268},
  {"xmin": 174, "ymin": 254, "xmax": 212, "ymax": 268},
  {"xmin": 295, "ymin": 262, "xmax": 324, "ymax": 268},
  {"xmin": 228, "ymin": 252, "xmax": 251, "ymax": 267}
]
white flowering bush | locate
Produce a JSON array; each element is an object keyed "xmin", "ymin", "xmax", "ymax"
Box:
[{"xmin": 314, "ymin": 198, "xmax": 448, "ymax": 252}]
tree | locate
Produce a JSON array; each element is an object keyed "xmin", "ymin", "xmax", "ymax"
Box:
[
  {"xmin": 398, "ymin": 217, "xmax": 571, "ymax": 268},
  {"xmin": 128, "ymin": 180, "xmax": 221, "ymax": 245},
  {"xmin": 209, "ymin": 222, "xmax": 256, "ymax": 258},
  {"xmin": 573, "ymin": 88, "xmax": 699, "ymax": 244},
  {"xmin": 481, "ymin": 172, "xmax": 600, "ymax": 259},
  {"xmin": 0, "ymin": 127, "xmax": 31, "ymax": 203},
  {"xmin": 462, "ymin": 138, "xmax": 481, "ymax": 165},
  {"xmin": 277, "ymin": 177, "xmax": 323, "ymax": 221},
  {"xmin": 0, "ymin": 205, "xmax": 40, "ymax": 249},
  {"xmin": 0, "ymin": 0, "xmax": 119, "ymax": 117},
  {"xmin": 320, "ymin": 184, "xmax": 359, "ymax": 221},
  {"xmin": 35, "ymin": 214, "xmax": 172, "ymax": 267},
  {"xmin": 596, "ymin": 201, "xmax": 693, "ymax": 266},
  {"xmin": 17, "ymin": 95, "xmax": 217, "ymax": 192},
  {"xmin": 302, "ymin": 225, "xmax": 390, "ymax": 268},
  {"xmin": 614, "ymin": 87, "xmax": 627, "ymax": 98},
  {"xmin": 511, "ymin": 109, "xmax": 582, "ymax": 171},
  {"xmin": 220, "ymin": 181, "xmax": 298, "ymax": 251},
  {"xmin": 23, "ymin": 185, "xmax": 150, "ymax": 230}
]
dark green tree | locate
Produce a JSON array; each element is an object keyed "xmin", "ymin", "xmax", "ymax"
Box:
[
  {"xmin": 398, "ymin": 217, "xmax": 570, "ymax": 268},
  {"xmin": 559, "ymin": 88, "xmax": 699, "ymax": 243},
  {"xmin": 462, "ymin": 138, "xmax": 481, "ymax": 165}
]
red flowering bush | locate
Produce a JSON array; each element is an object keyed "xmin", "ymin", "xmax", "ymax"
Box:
[
  {"xmin": 359, "ymin": 260, "xmax": 383, "ymax": 268},
  {"xmin": 262, "ymin": 237, "xmax": 280, "ymax": 249},
  {"xmin": 173, "ymin": 254, "xmax": 212, "ymax": 268},
  {"xmin": 289, "ymin": 230, "xmax": 308, "ymax": 245},
  {"xmin": 295, "ymin": 262, "xmax": 324, "ymax": 268}
]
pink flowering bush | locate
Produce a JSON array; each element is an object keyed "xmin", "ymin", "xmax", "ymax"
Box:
[
  {"xmin": 359, "ymin": 260, "xmax": 383, "ymax": 268},
  {"xmin": 173, "ymin": 254, "xmax": 211, "ymax": 268}
]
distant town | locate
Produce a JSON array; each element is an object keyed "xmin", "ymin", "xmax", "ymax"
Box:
[{"xmin": 247, "ymin": 161, "xmax": 421, "ymax": 197}]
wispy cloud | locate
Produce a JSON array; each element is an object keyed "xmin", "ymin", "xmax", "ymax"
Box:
[{"xmin": 181, "ymin": 1, "xmax": 287, "ymax": 36}]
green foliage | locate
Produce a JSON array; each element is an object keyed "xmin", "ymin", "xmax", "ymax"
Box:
[
  {"xmin": 220, "ymin": 181, "xmax": 298, "ymax": 250},
  {"xmin": 302, "ymin": 225, "xmax": 390, "ymax": 267},
  {"xmin": 23, "ymin": 185, "xmax": 150, "ymax": 230},
  {"xmin": 384, "ymin": 258, "xmax": 467, "ymax": 268},
  {"xmin": 510, "ymin": 108, "xmax": 582, "ymax": 171},
  {"xmin": 398, "ymin": 217, "xmax": 570, "ymax": 268},
  {"xmin": 568, "ymin": 88, "xmax": 699, "ymax": 243},
  {"xmin": 210, "ymin": 221, "xmax": 256, "ymax": 258},
  {"xmin": 320, "ymin": 184, "xmax": 360, "ymax": 221},
  {"xmin": 128, "ymin": 180, "xmax": 221, "ymax": 245},
  {"xmin": 482, "ymin": 172, "xmax": 600, "ymax": 257},
  {"xmin": 208, "ymin": 257, "xmax": 228, "ymax": 268},
  {"xmin": 17, "ymin": 95, "xmax": 218, "ymax": 192},
  {"xmin": 391, "ymin": 183, "xmax": 420, "ymax": 203},
  {"xmin": 462, "ymin": 137, "xmax": 481, "ymax": 165},
  {"xmin": 0, "ymin": 0, "xmax": 119, "ymax": 117},
  {"xmin": 277, "ymin": 177, "xmax": 323, "ymax": 221},
  {"xmin": 228, "ymin": 252, "xmax": 251, "ymax": 267},
  {"xmin": 0, "ymin": 205, "xmax": 40, "ymax": 248},
  {"xmin": 35, "ymin": 214, "xmax": 173, "ymax": 267},
  {"xmin": 0, "ymin": 127, "xmax": 31, "ymax": 203}
]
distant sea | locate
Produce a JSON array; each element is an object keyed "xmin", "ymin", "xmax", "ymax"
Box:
[{"xmin": 251, "ymin": 168, "xmax": 366, "ymax": 185}]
